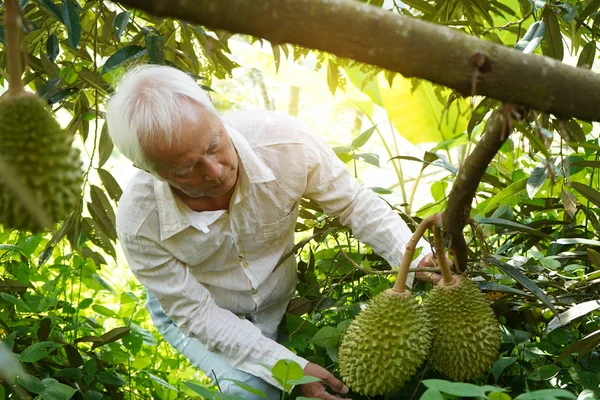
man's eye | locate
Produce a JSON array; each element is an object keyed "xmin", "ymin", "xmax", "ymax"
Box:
[{"xmin": 174, "ymin": 167, "xmax": 193, "ymax": 177}]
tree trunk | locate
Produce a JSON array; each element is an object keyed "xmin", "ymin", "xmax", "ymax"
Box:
[{"xmin": 115, "ymin": 0, "xmax": 600, "ymax": 122}]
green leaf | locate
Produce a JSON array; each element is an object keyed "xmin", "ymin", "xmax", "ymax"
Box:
[
  {"xmin": 147, "ymin": 372, "xmax": 178, "ymax": 391},
  {"xmin": 97, "ymin": 327, "xmax": 130, "ymax": 345},
  {"xmin": 515, "ymin": 388, "xmax": 576, "ymax": 400},
  {"xmin": 223, "ymin": 379, "xmax": 267, "ymax": 399},
  {"xmin": 1, "ymin": 292, "xmax": 31, "ymax": 312},
  {"xmin": 561, "ymin": 189, "xmax": 578, "ymax": 218},
  {"xmin": 40, "ymin": 378, "xmax": 77, "ymax": 400},
  {"xmin": 422, "ymin": 380, "xmax": 501, "ymax": 397},
  {"xmin": 353, "ymin": 153, "xmax": 380, "ymax": 167},
  {"xmin": 272, "ymin": 359, "xmax": 304, "ymax": 391},
  {"xmin": 527, "ymin": 163, "xmax": 548, "ymax": 198},
  {"xmin": 183, "ymin": 381, "xmax": 224, "ymax": 399},
  {"xmin": 528, "ymin": 364, "xmax": 560, "ymax": 381},
  {"xmin": 402, "ymin": 0, "xmax": 437, "ymax": 14},
  {"xmin": 542, "ymin": 8, "xmax": 564, "ymax": 60},
  {"xmin": 327, "ymin": 58, "xmax": 338, "ymax": 96},
  {"xmin": 571, "ymin": 182, "xmax": 600, "ymax": 208},
  {"xmin": 98, "ymin": 168, "xmax": 123, "ymax": 202},
  {"xmin": 112, "ymin": 11, "xmax": 130, "ymax": 40},
  {"xmin": 98, "ymin": 123, "xmax": 114, "ymax": 168},
  {"xmin": 271, "ymin": 43, "xmax": 281, "ymax": 74},
  {"xmin": 20, "ymin": 342, "xmax": 59, "ymax": 363},
  {"xmin": 351, "ymin": 125, "xmax": 377, "ymax": 149},
  {"xmin": 46, "ymin": 34, "xmax": 59, "ymax": 63},
  {"xmin": 578, "ymin": 0, "xmax": 600, "ymax": 23},
  {"xmin": 61, "ymin": 0, "xmax": 81, "ymax": 49},
  {"xmin": 56, "ymin": 368, "xmax": 84, "ymax": 379},
  {"xmin": 96, "ymin": 371, "xmax": 126, "ymax": 386},
  {"xmin": 478, "ymin": 282, "xmax": 529, "ymax": 297},
  {"xmin": 545, "ymin": 300, "xmax": 600, "ymax": 334},
  {"xmin": 515, "ymin": 21, "xmax": 546, "ymax": 53},
  {"xmin": 484, "ymin": 178, "xmax": 527, "ymax": 213},
  {"xmin": 557, "ymin": 329, "xmax": 600, "ymax": 362},
  {"xmin": 287, "ymin": 376, "xmax": 321, "ymax": 385},
  {"xmin": 78, "ymin": 298, "xmax": 93, "ymax": 309},
  {"xmin": 145, "ymin": 34, "xmax": 165, "ymax": 64},
  {"xmin": 577, "ymin": 41, "xmax": 596, "ymax": 68},
  {"xmin": 468, "ymin": 98, "xmax": 497, "ymax": 134},
  {"xmin": 553, "ymin": 238, "xmax": 600, "ymax": 246},
  {"xmin": 39, "ymin": 0, "xmax": 64, "ymax": 23},
  {"xmin": 489, "ymin": 258, "xmax": 557, "ymax": 314},
  {"xmin": 18, "ymin": 375, "xmax": 46, "ymax": 394},
  {"xmin": 88, "ymin": 186, "xmax": 117, "ymax": 241},
  {"xmin": 492, "ymin": 357, "xmax": 517, "ymax": 382},
  {"xmin": 102, "ymin": 45, "xmax": 147, "ymax": 75},
  {"xmin": 420, "ymin": 388, "xmax": 444, "ymax": 400},
  {"xmin": 480, "ymin": 218, "xmax": 550, "ymax": 238},
  {"xmin": 92, "ymin": 304, "xmax": 119, "ymax": 318},
  {"xmin": 311, "ymin": 326, "xmax": 340, "ymax": 348},
  {"xmin": 82, "ymin": 218, "xmax": 116, "ymax": 258}
]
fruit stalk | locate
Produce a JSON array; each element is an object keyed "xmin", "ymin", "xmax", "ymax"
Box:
[
  {"xmin": 433, "ymin": 221, "xmax": 459, "ymax": 287},
  {"xmin": 5, "ymin": 0, "xmax": 24, "ymax": 95},
  {"xmin": 393, "ymin": 213, "xmax": 438, "ymax": 293}
]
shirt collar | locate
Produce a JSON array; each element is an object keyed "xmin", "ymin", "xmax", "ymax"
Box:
[{"xmin": 154, "ymin": 123, "xmax": 276, "ymax": 241}]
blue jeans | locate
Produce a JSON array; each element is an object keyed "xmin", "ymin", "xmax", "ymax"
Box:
[
  {"xmin": 146, "ymin": 292, "xmax": 282, "ymax": 400},
  {"xmin": 146, "ymin": 292, "xmax": 281, "ymax": 400}
]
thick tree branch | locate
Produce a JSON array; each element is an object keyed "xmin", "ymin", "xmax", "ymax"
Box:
[
  {"xmin": 113, "ymin": 0, "xmax": 600, "ymax": 121},
  {"xmin": 441, "ymin": 109, "xmax": 512, "ymax": 271}
]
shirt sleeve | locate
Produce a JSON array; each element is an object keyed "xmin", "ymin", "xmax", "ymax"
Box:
[
  {"xmin": 300, "ymin": 125, "xmax": 432, "ymax": 286},
  {"xmin": 119, "ymin": 231, "xmax": 308, "ymax": 388}
]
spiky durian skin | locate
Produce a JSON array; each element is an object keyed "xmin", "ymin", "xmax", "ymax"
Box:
[
  {"xmin": 338, "ymin": 290, "xmax": 432, "ymax": 396},
  {"xmin": 0, "ymin": 94, "xmax": 82, "ymax": 231},
  {"xmin": 424, "ymin": 277, "xmax": 502, "ymax": 381}
]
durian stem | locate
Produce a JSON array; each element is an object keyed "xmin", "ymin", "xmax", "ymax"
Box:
[
  {"xmin": 432, "ymin": 219, "xmax": 457, "ymax": 286},
  {"xmin": 5, "ymin": 0, "xmax": 24, "ymax": 95},
  {"xmin": 393, "ymin": 213, "xmax": 438, "ymax": 292}
]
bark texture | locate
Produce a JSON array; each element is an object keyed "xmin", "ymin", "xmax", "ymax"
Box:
[
  {"xmin": 441, "ymin": 109, "xmax": 512, "ymax": 271},
  {"xmin": 114, "ymin": 0, "xmax": 600, "ymax": 121}
]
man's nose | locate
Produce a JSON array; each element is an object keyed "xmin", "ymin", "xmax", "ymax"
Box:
[{"xmin": 203, "ymin": 160, "xmax": 222, "ymax": 181}]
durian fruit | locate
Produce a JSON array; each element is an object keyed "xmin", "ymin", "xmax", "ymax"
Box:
[
  {"xmin": 0, "ymin": 92, "xmax": 83, "ymax": 231},
  {"xmin": 338, "ymin": 289, "xmax": 432, "ymax": 396},
  {"xmin": 424, "ymin": 276, "xmax": 501, "ymax": 381}
]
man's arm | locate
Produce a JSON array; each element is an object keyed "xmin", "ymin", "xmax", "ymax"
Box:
[
  {"xmin": 300, "ymin": 126, "xmax": 433, "ymax": 282},
  {"xmin": 119, "ymin": 232, "xmax": 308, "ymax": 388}
]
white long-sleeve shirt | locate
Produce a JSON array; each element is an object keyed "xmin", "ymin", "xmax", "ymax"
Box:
[{"xmin": 116, "ymin": 110, "xmax": 431, "ymax": 387}]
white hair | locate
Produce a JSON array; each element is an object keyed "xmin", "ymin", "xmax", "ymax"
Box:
[{"xmin": 105, "ymin": 64, "xmax": 218, "ymax": 171}]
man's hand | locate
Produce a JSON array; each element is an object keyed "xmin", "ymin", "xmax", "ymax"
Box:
[
  {"xmin": 299, "ymin": 362, "xmax": 350, "ymax": 400},
  {"xmin": 415, "ymin": 252, "xmax": 451, "ymax": 284}
]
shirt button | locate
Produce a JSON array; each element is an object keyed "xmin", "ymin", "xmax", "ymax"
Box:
[
  {"xmin": 251, "ymin": 289, "xmax": 258, "ymax": 295},
  {"xmin": 242, "ymin": 259, "xmax": 249, "ymax": 268}
]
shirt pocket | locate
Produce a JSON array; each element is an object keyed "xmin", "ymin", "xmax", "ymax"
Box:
[{"xmin": 260, "ymin": 203, "xmax": 298, "ymax": 242}]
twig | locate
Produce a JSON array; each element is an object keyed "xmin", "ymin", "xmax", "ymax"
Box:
[{"xmin": 338, "ymin": 250, "xmax": 440, "ymax": 275}]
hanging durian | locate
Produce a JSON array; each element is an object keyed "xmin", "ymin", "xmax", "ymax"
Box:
[
  {"xmin": 0, "ymin": 0, "xmax": 82, "ymax": 231},
  {"xmin": 424, "ymin": 225, "xmax": 502, "ymax": 382},
  {"xmin": 338, "ymin": 289, "xmax": 432, "ymax": 396},
  {"xmin": 337, "ymin": 215, "xmax": 437, "ymax": 396}
]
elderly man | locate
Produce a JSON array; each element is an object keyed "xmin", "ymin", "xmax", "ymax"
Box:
[{"xmin": 106, "ymin": 64, "xmax": 436, "ymax": 400}]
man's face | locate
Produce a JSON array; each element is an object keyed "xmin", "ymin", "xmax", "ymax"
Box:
[{"xmin": 143, "ymin": 100, "xmax": 239, "ymax": 198}]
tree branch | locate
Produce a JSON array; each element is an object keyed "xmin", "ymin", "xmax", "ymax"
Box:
[
  {"xmin": 113, "ymin": 0, "xmax": 600, "ymax": 121},
  {"xmin": 441, "ymin": 108, "xmax": 513, "ymax": 271}
]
